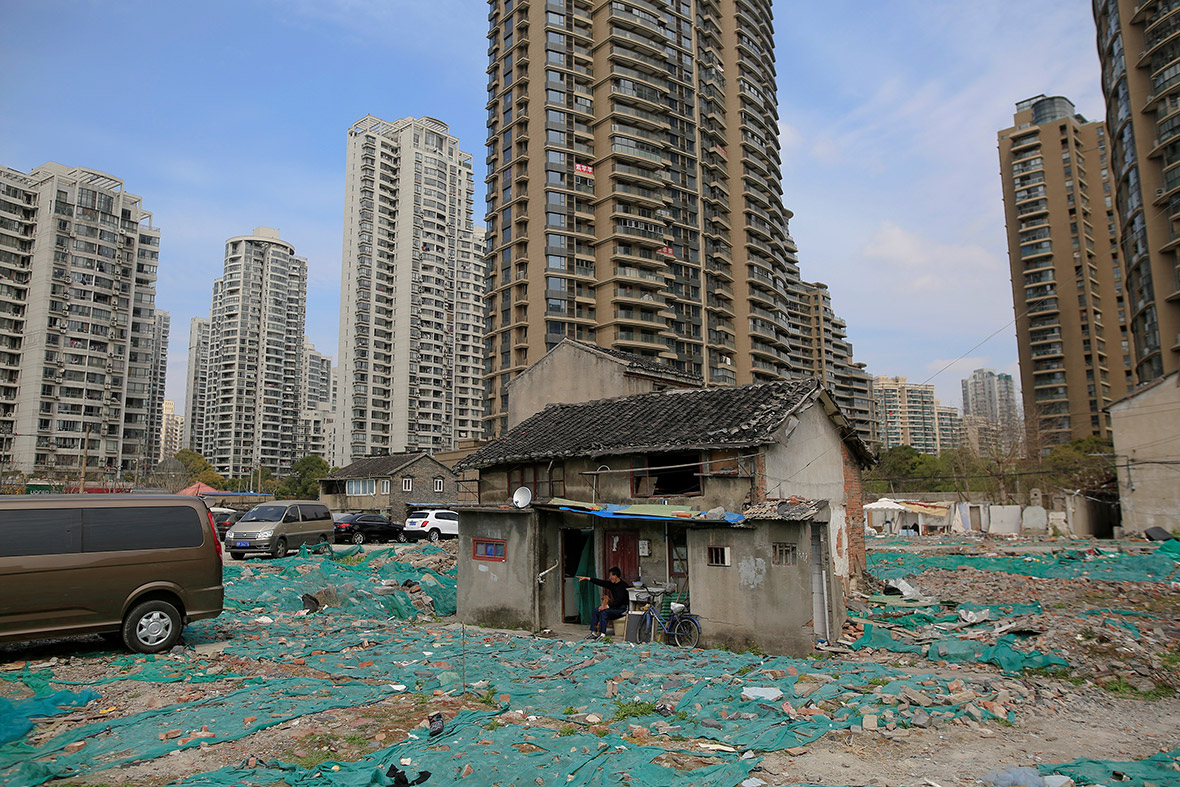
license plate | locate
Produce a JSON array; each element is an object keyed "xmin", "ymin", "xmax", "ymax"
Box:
[{"xmin": 235, "ymin": 541, "xmax": 249, "ymax": 547}]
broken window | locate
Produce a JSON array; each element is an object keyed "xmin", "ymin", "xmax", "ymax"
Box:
[
  {"xmin": 631, "ymin": 452, "xmax": 702, "ymax": 497},
  {"xmin": 772, "ymin": 542, "xmax": 797, "ymax": 566},
  {"xmin": 707, "ymin": 545, "xmax": 730, "ymax": 566},
  {"xmin": 509, "ymin": 463, "xmax": 565, "ymax": 498}
]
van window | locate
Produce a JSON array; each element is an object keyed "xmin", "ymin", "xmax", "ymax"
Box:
[
  {"xmin": 83, "ymin": 507, "xmax": 204, "ymax": 552},
  {"xmin": 299, "ymin": 504, "xmax": 329, "ymax": 520},
  {"xmin": 241, "ymin": 505, "xmax": 286, "ymax": 522},
  {"xmin": 1, "ymin": 509, "xmax": 82, "ymax": 557}
]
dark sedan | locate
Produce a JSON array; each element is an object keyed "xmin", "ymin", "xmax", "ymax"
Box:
[
  {"xmin": 213, "ymin": 509, "xmax": 244, "ymax": 541},
  {"xmin": 333, "ymin": 513, "xmax": 406, "ymax": 545}
]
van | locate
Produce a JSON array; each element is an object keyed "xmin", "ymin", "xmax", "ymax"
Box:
[
  {"xmin": 223, "ymin": 500, "xmax": 334, "ymax": 559},
  {"xmin": 0, "ymin": 495, "xmax": 224, "ymax": 654}
]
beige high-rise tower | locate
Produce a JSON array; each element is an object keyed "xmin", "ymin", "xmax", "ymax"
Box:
[
  {"xmin": 481, "ymin": 0, "xmax": 800, "ymax": 434},
  {"xmin": 998, "ymin": 95, "xmax": 1129, "ymax": 447},
  {"xmin": 1093, "ymin": 1, "xmax": 1180, "ymax": 385}
]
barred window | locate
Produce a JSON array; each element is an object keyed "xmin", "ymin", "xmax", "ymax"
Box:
[{"xmin": 772, "ymin": 542, "xmax": 797, "ymax": 566}]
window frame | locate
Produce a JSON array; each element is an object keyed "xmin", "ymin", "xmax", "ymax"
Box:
[
  {"xmin": 434, "ymin": 477, "xmax": 444, "ymax": 493},
  {"xmin": 473, "ymin": 537, "xmax": 507, "ymax": 562},
  {"xmin": 772, "ymin": 542, "xmax": 798, "ymax": 566},
  {"xmin": 706, "ymin": 545, "xmax": 731, "ymax": 567},
  {"xmin": 402, "ymin": 477, "xmax": 413, "ymax": 492}
]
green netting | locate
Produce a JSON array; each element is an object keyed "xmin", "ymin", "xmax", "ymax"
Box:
[
  {"xmin": 1155, "ymin": 538, "xmax": 1180, "ymax": 559},
  {"xmin": 1040, "ymin": 747, "xmax": 1180, "ymax": 787},
  {"xmin": 172, "ymin": 710, "xmax": 760, "ymax": 787},
  {"xmin": 0, "ymin": 690, "xmax": 100, "ymax": 746},
  {"xmin": 224, "ymin": 545, "xmax": 456, "ymax": 620},
  {"xmin": 0, "ymin": 677, "xmax": 390, "ymax": 786},
  {"xmin": 868, "ymin": 548, "xmax": 1180, "ymax": 582},
  {"xmin": 929, "ymin": 637, "xmax": 1068, "ymax": 674}
]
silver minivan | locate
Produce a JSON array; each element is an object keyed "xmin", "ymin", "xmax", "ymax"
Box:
[{"xmin": 224, "ymin": 500, "xmax": 333, "ymax": 559}]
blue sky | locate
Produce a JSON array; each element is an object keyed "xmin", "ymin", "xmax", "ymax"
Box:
[{"xmin": 1, "ymin": 1, "xmax": 1104, "ymax": 411}]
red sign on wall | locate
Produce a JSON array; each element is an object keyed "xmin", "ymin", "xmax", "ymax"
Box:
[{"xmin": 575, "ymin": 162, "xmax": 594, "ymax": 175}]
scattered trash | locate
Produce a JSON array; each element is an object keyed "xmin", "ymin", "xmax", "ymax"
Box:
[
  {"xmin": 427, "ymin": 712, "xmax": 444, "ymax": 737},
  {"xmin": 983, "ymin": 764, "xmax": 1045, "ymax": 787}
]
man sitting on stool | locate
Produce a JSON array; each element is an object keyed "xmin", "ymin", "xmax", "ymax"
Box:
[{"xmin": 578, "ymin": 567, "xmax": 628, "ymax": 640}]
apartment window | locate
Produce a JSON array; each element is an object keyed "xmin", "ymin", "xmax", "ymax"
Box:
[
  {"xmin": 707, "ymin": 545, "xmax": 731, "ymax": 567},
  {"xmin": 473, "ymin": 538, "xmax": 507, "ymax": 562},
  {"xmin": 402, "ymin": 477, "xmax": 413, "ymax": 492},
  {"xmin": 434, "ymin": 477, "xmax": 444, "ymax": 493},
  {"xmin": 772, "ymin": 542, "xmax": 798, "ymax": 566},
  {"xmin": 381, "ymin": 479, "xmax": 391, "ymax": 494}
]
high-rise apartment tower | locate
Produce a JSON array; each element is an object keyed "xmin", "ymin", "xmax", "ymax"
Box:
[
  {"xmin": 481, "ymin": 0, "xmax": 801, "ymax": 434},
  {"xmin": 1093, "ymin": 2, "xmax": 1180, "ymax": 384},
  {"xmin": 337, "ymin": 115, "xmax": 486, "ymax": 463},
  {"xmin": 187, "ymin": 227, "xmax": 307, "ymax": 478},
  {"xmin": 961, "ymin": 368, "xmax": 1018, "ymax": 427},
  {"xmin": 871, "ymin": 376, "xmax": 944, "ymax": 455},
  {"xmin": 998, "ymin": 95, "xmax": 1128, "ymax": 446},
  {"xmin": 0, "ymin": 163, "xmax": 163, "ymax": 478}
]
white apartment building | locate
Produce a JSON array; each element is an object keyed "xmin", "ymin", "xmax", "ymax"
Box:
[
  {"xmin": 184, "ymin": 317, "xmax": 210, "ymax": 452},
  {"xmin": 872, "ymin": 376, "xmax": 940, "ymax": 455},
  {"xmin": 961, "ymin": 368, "xmax": 1019, "ymax": 428},
  {"xmin": 295, "ymin": 340, "xmax": 338, "ymax": 464},
  {"xmin": 144, "ymin": 309, "xmax": 170, "ymax": 467},
  {"xmin": 336, "ymin": 115, "xmax": 486, "ymax": 463},
  {"xmin": 159, "ymin": 399, "xmax": 183, "ymax": 462},
  {"xmin": 187, "ymin": 227, "xmax": 307, "ymax": 478},
  {"xmin": 0, "ymin": 163, "xmax": 163, "ymax": 478}
]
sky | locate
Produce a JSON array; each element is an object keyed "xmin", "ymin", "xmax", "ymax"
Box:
[{"xmin": 0, "ymin": 0, "xmax": 1105, "ymax": 412}]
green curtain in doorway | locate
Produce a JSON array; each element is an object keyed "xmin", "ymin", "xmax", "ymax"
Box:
[{"xmin": 574, "ymin": 537, "xmax": 596, "ymax": 625}]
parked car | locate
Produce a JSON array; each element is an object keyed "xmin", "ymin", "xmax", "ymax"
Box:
[
  {"xmin": 209, "ymin": 508, "xmax": 244, "ymax": 540},
  {"xmin": 403, "ymin": 509, "xmax": 459, "ymax": 542},
  {"xmin": 333, "ymin": 513, "xmax": 406, "ymax": 545},
  {"xmin": 224, "ymin": 500, "xmax": 333, "ymax": 560},
  {"xmin": 0, "ymin": 495, "xmax": 224, "ymax": 654}
]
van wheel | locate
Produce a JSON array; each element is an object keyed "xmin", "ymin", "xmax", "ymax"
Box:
[
  {"xmin": 428, "ymin": 528, "xmax": 441, "ymax": 543},
  {"xmin": 123, "ymin": 600, "xmax": 181, "ymax": 654},
  {"xmin": 271, "ymin": 537, "xmax": 288, "ymax": 559},
  {"xmin": 229, "ymin": 551, "xmax": 245, "ymax": 560},
  {"xmin": 352, "ymin": 532, "xmax": 366, "ymax": 545}
]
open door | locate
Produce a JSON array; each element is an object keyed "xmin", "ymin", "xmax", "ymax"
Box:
[
  {"xmin": 810, "ymin": 523, "xmax": 831, "ymax": 642},
  {"xmin": 562, "ymin": 528, "xmax": 595, "ymax": 624}
]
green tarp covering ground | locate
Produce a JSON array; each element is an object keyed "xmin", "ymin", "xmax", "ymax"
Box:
[
  {"xmin": 868, "ymin": 547, "xmax": 1180, "ymax": 582},
  {"xmin": 1041, "ymin": 747, "xmax": 1180, "ymax": 787}
]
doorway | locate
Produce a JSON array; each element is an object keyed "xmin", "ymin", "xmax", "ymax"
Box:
[
  {"xmin": 810, "ymin": 524, "xmax": 831, "ymax": 642},
  {"xmin": 602, "ymin": 530, "xmax": 639, "ymax": 584},
  {"xmin": 561, "ymin": 528, "xmax": 594, "ymax": 624}
]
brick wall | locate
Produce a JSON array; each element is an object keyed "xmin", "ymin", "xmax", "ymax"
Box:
[{"xmin": 841, "ymin": 442, "xmax": 866, "ymax": 583}]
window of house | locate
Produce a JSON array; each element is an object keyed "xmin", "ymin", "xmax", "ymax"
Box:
[
  {"xmin": 772, "ymin": 542, "xmax": 797, "ymax": 566},
  {"xmin": 346, "ymin": 479, "xmax": 376, "ymax": 496},
  {"xmin": 707, "ymin": 545, "xmax": 730, "ymax": 566},
  {"xmin": 473, "ymin": 538, "xmax": 507, "ymax": 561},
  {"xmin": 632, "ymin": 452, "xmax": 702, "ymax": 497},
  {"xmin": 508, "ymin": 463, "xmax": 565, "ymax": 498},
  {"xmin": 381, "ymin": 479, "xmax": 391, "ymax": 495},
  {"xmin": 669, "ymin": 531, "xmax": 688, "ymax": 576},
  {"xmin": 402, "ymin": 477, "xmax": 413, "ymax": 492},
  {"xmin": 434, "ymin": 477, "xmax": 444, "ymax": 493}
]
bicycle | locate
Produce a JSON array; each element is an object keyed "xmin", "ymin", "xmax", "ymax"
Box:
[{"xmin": 633, "ymin": 583, "xmax": 701, "ymax": 648}]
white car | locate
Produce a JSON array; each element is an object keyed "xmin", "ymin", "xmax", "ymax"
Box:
[{"xmin": 403, "ymin": 509, "xmax": 458, "ymax": 542}]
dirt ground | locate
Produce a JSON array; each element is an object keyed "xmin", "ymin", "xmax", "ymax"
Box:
[{"xmin": 2, "ymin": 537, "xmax": 1177, "ymax": 787}]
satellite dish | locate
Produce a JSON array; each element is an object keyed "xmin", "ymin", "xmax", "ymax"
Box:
[{"xmin": 512, "ymin": 486, "xmax": 533, "ymax": 508}]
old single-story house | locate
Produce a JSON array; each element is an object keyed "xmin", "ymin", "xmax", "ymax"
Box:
[
  {"xmin": 453, "ymin": 378, "xmax": 873, "ymax": 655},
  {"xmin": 319, "ymin": 452, "xmax": 462, "ymax": 521}
]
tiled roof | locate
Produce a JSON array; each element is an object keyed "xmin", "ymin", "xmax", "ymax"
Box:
[
  {"xmin": 458, "ymin": 378, "xmax": 823, "ymax": 470},
  {"xmin": 564, "ymin": 339, "xmax": 703, "ymax": 385},
  {"xmin": 325, "ymin": 452, "xmax": 428, "ymax": 480},
  {"xmin": 743, "ymin": 498, "xmax": 829, "ymax": 521}
]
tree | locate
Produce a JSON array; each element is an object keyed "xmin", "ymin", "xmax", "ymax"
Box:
[
  {"xmin": 278, "ymin": 455, "xmax": 331, "ymax": 500},
  {"xmin": 172, "ymin": 450, "xmax": 225, "ymax": 489}
]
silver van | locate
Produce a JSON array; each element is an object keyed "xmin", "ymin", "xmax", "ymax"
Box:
[
  {"xmin": 224, "ymin": 500, "xmax": 333, "ymax": 559},
  {"xmin": 0, "ymin": 495, "xmax": 224, "ymax": 654}
]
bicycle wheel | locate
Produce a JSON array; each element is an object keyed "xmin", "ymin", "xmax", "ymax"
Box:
[
  {"xmin": 636, "ymin": 612, "xmax": 653, "ymax": 644},
  {"xmin": 671, "ymin": 616, "xmax": 701, "ymax": 648}
]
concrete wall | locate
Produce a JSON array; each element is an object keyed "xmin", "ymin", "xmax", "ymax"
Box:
[
  {"xmin": 686, "ymin": 522, "xmax": 817, "ymax": 655},
  {"xmin": 988, "ymin": 505, "xmax": 1022, "ymax": 534},
  {"xmin": 456, "ymin": 509, "xmax": 537, "ymax": 630},
  {"xmin": 1111, "ymin": 372, "xmax": 1180, "ymax": 533},
  {"xmin": 506, "ymin": 343, "xmax": 693, "ymax": 429}
]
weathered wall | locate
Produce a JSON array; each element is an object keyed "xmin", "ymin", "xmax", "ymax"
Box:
[
  {"xmin": 456, "ymin": 510, "xmax": 536, "ymax": 630},
  {"xmin": 686, "ymin": 522, "xmax": 815, "ymax": 655},
  {"xmin": 1110, "ymin": 372, "xmax": 1180, "ymax": 533},
  {"xmin": 988, "ymin": 505, "xmax": 1022, "ymax": 534},
  {"xmin": 506, "ymin": 344, "xmax": 675, "ymax": 429},
  {"xmin": 321, "ymin": 458, "xmax": 459, "ymax": 519}
]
